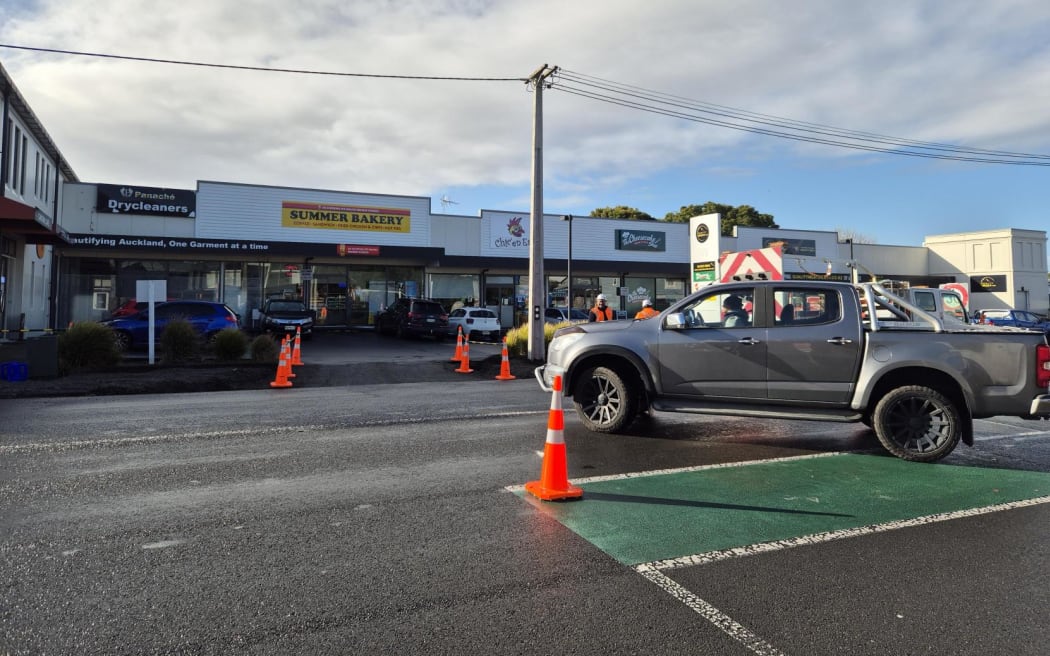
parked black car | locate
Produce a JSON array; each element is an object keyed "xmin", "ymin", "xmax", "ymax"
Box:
[
  {"xmin": 259, "ymin": 299, "xmax": 315, "ymax": 339},
  {"xmin": 374, "ymin": 298, "xmax": 449, "ymax": 339}
]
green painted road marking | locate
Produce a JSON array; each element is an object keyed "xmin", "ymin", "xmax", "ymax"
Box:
[{"xmin": 520, "ymin": 454, "xmax": 1050, "ymax": 566}]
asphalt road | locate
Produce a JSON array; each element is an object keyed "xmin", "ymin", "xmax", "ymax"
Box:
[{"xmin": 2, "ymin": 373, "xmax": 1049, "ymax": 655}]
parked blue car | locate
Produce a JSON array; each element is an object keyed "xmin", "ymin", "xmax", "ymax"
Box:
[
  {"xmin": 974, "ymin": 309, "xmax": 1050, "ymax": 333},
  {"xmin": 100, "ymin": 300, "xmax": 241, "ymax": 351}
]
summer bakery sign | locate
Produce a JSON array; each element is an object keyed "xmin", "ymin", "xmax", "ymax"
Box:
[{"xmin": 281, "ymin": 201, "xmax": 411, "ymax": 233}]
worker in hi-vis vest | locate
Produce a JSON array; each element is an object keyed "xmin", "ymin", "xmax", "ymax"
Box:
[
  {"xmin": 588, "ymin": 294, "xmax": 615, "ymax": 322},
  {"xmin": 634, "ymin": 298, "xmax": 659, "ymax": 320}
]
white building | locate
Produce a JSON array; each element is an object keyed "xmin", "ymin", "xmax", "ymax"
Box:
[{"xmin": 0, "ymin": 62, "xmax": 77, "ymax": 340}]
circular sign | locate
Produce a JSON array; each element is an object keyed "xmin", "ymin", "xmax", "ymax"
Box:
[
  {"xmin": 940, "ymin": 282, "xmax": 969, "ymax": 310},
  {"xmin": 283, "ymin": 264, "xmax": 299, "ymax": 278},
  {"xmin": 695, "ymin": 223, "xmax": 710, "ymax": 243}
]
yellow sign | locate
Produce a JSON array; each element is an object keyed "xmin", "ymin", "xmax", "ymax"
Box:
[{"xmin": 281, "ymin": 201, "xmax": 411, "ymax": 233}]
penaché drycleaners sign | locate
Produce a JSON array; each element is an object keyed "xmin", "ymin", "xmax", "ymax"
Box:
[{"xmin": 96, "ymin": 184, "xmax": 196, "ymax": 218}]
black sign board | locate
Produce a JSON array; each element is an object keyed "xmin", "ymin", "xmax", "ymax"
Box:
[
  {"xmin": 96, "ymin": 184, "xmax": 196, "ymax": 218},
  {"xmin": 969, "ymin": 274, "xmax": 1006, "ymax": 293},
  {"xmin": 763, "ymin": 237, "xmax": 817, "ymax": 257},
  {"xmin": 615, "ymin": 229, "xmax": 665, "ymax": 251}
]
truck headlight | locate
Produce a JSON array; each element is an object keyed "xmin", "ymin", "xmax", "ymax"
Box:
[{"xmin": 549, "ymin": 331, "xmax": 584, "ymax": 356}]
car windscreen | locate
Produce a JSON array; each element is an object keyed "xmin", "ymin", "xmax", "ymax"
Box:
[
  {"xmin": 269, "ymin": 302, "xmax": 306, "ymax": 311},
  {"xmin": 411, "ymin": 302, "xmax": 444, "ymax": 314}
]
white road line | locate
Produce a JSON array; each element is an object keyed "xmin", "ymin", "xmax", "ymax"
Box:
[
  {"xmin": 639, "ymin": 494, "xmax": 1050, "ymax": 572},
  {"xmin": 634, "ymin": 494, "xmax": 1050, "ymax": 655},
  {"xmin": 2, "ymin": 411, "xmax": 546, "ymax": 454},
  {"xmin": 504, "ymin": 452, "xmax": 845, "ymax": 492},
  {"xmin": 636, "ymin": 567, "xmax": 785, "ymax": 656}
]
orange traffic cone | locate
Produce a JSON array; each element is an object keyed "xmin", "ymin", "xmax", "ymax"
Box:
[
  {"xmin": 455, "ymin": 338, "xmax": 473, "ymax": 373},
  {"xmin": 269, "ymin": 340, "xmax": 294, "ymax": 388},
  {"xmin": 495, "ymin": 337, "xmax": 516, "ymax": 381},
  {"xmin": 525, "ymin": 376, "xmax": 583, "ymax": 501},
  {"xmin": 281, "ymin": 338, "xmax": 296, "ymax": 379},
  {"xmin": 291, "ymin": 326, "xmax": 304, "ymax": 366},
  {"xmin": 450, "ymin": 326, "xmax": 465, "ymax": 362}
]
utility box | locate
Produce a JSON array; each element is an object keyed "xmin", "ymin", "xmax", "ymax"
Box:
[{"xmin": 25, "ymin": 335, "xmax": 59, "ymax": 379}]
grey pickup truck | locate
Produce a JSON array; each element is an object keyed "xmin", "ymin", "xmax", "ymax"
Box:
[{"xmin": 536, "ymin": 280, "xmax": 1050, "ymax": 462}]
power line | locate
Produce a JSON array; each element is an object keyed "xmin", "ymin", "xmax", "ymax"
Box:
[
  {"xmin": 6, "ymin": 43, "xmax": 1046, "ymax": 165},
  {"xmin": 555, "ymin": 68, "xmax": 1050, "ymax": 166},
  {"xmin": 0, "ymin": 43, "xmax": 525, "ymax": 82}
]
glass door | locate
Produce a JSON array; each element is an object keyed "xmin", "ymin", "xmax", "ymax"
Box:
[{"xmin": 484, "ymin": 277, "xmax": 516, "ymax": 330}]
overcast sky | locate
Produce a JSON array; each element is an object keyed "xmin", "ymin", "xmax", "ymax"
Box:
[{"xmin": 2, "ymin": 0, "xmax": 1049, "ymax": 254}]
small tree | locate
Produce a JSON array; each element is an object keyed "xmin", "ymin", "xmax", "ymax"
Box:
[
  {"xmin": 58, "ymin": 322, "xmax": 122, "ymax": 373},
  {"xmin": 160, "ymin": 319, "xmax": 201, "ymax": 364},
  {"xmin": 211, "ymin": 328, "xmax": 248, "ymax": 361}
]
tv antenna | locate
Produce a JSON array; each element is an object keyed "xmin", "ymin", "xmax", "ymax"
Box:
[{"xmin": 440, "ymin": 194, "xmax": 459, "ymax": 211}]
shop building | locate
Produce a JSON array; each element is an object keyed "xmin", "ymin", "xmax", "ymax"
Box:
[
  {"xmin": 57, "ymin": 180, "xmax": 690, "ymax": 330},
  {"xmin": 689, "ymin": 215, "xmax": 1048, "ymax": 315},
  {"xmin": 0, "ymin": 62, "xmax": 77, "ymax": 339}
]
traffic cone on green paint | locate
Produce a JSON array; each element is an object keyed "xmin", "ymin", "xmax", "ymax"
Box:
[{"xmin": 525, "ymin": 375, "xmax": 583, "ymax": 501}]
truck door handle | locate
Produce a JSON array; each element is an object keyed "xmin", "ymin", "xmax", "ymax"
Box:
[
  {"xmin": 737, "ymin": 337, "xmax": 761, "ymax": 345},
  {"xmin": 826, "ymin": 337, "xmax": 854, "ymax": 345}
]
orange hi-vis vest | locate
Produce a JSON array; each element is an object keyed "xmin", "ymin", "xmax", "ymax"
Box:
[
  {"xmin": 591, "ymin": 305, "xmax": 614, "ymax": 321},
  {"xmin": 635, "ymin": 306, "xmax": 659, "ymax": 320}
]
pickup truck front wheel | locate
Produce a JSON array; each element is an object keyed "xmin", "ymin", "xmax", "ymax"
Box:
[
  {"xmin": 573, "ymin": 366, "xmax": 637, "ymax": 433},
  {"xmin": 872, "ymin": 385, "xmax": 961, "ymax": 462}
]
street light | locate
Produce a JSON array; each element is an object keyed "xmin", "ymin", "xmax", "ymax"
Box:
[{"xmin": 564, "ymin": 215, "xmax": 574, "ymax": 307}]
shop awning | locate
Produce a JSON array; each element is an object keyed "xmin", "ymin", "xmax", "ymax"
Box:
[{"xmin": 0, "ymin": 197, "xmax": 70, "ymax": 245}]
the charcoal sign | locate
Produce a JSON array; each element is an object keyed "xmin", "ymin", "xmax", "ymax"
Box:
[
  {"xmin": 96, "ymin": 184, "xmax": 196, "ymax": 218},
  {"xmin": 969, "ymin": 274, "xmax": 1006, "ymax": 293},
  {"xmin": 763, "ymin": 237, "xmax": 816, "ymax": 257},
  {"xmin": 616, "ymin": 229, "xmax": 665, "ymax": 252}
]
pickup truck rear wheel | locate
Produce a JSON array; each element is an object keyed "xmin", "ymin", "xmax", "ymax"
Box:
[
  {"xmin": 872, "ymin": 385, "xmax": 961, "ymax": 462},
  {"xmin": 573, "ymin": 366, "xmax": 637, "ymax": 433}
]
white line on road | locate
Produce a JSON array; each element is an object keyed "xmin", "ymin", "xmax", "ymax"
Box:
[
  {"xmin": 637, "ymin": 567, "xmax": 786, "ymax": 656},
  {"xmin": 504, "ymin": 452, "xmax": 845, "ymax": 492},
  {"xmin": 2, "ymin": 410, "xmax": 546, "ymax": 454},
  {"xmin": 633, "ymin": 495, "xmax": 1050, "ymax": 654}
]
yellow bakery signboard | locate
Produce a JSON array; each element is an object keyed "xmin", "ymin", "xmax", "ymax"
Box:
[{"xmin": 281, "ymin": 201, "xmax": 411, "ymax": 233}]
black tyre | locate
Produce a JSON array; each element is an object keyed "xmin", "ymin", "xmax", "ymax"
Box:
[
  {"xmin": 572, "ymin": 366, "xmax": 637, "ymax": 433},
  {"xmin": 113, "ymin": 330, "xmax": 131, "ymax": 352},
  {"xmin": 871, "ymin": 385, "xmax": 961, "ymax": 462}
]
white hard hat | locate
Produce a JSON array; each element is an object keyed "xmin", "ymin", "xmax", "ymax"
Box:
[
  {"xmin": 596, "ymin": 294, "xmax": 607, "ymax": 301},
  {"xmin": 642, "ymin": 299, "xmax": 652, "ymax": 307}
]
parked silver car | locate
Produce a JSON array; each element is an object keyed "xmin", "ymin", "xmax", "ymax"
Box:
[{"xmin": 544, "ymin": 307, "xmax": 589, "ymax": 324}]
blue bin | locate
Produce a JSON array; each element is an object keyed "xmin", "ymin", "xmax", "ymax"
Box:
[{"xmin": 1, "ymin": 360, "xmax": 28, "ymax": 382}]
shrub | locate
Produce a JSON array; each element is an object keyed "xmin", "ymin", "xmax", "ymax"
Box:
[
  {"xmin": 58, "ymin": 322, "xmax": 122, "ymax": 373},
  {"xmin": 160, "ymin": 318, "xmax": 201, "ymax": 364},
  {"xmin": 504, "ymin": 321, "xmax": 568, "ymax": 358},
  {"xmin": 249, "ymin": 334, "xmax": 280, "ymax": 363},
  {"xmin": 211, "ymin": 328, "xmax": 248, "ymax": 361}
]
